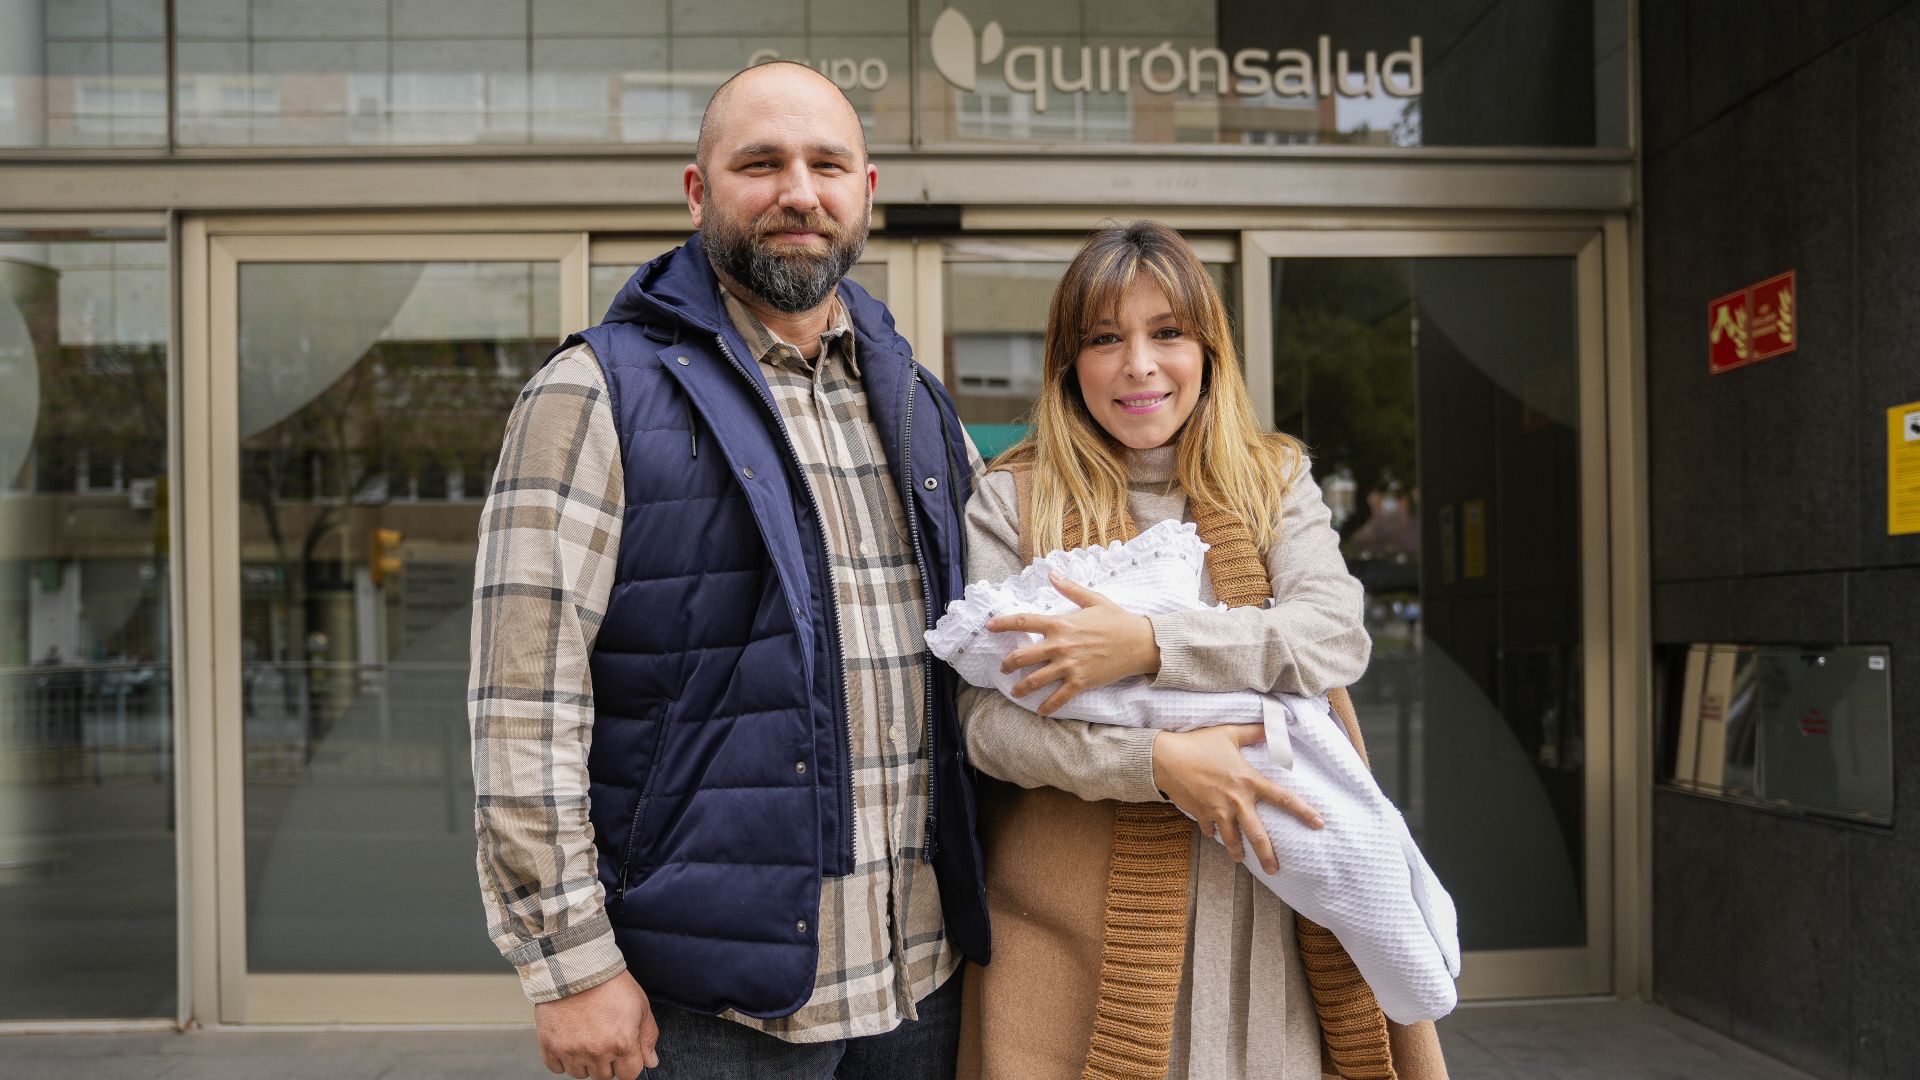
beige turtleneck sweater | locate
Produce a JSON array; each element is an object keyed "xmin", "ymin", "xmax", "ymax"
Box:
[{"xmin": 958, "ymin": 444, "xmax": 1372, "ymax": 1080}]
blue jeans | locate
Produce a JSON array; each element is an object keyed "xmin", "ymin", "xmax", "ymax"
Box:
[{"xmin": 646, "ymin": 969, "xmax": 962, "ymax": 1080}]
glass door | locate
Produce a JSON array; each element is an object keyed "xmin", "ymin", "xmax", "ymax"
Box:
[
  {"xmin": 196, "ymin": 229, "xmax": 931, "ymax": 1023},
  {"xmin": 187, "ymin": 222, "xmax": 1629, "ymax": 1021},
  {"xmin": 1243, "ymin": 229, "xmax": 1619, "ymax": 1000},
  {"xmin": 205, "ymin": 232, "xmax": 585, "ymax": 1023},
  {"xmin": 0, "ymin": 230, "xmax": 178, "ymax": 1022}
]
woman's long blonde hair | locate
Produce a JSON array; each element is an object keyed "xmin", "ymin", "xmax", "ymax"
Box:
[{"xmin": 996, "ymin": 220, "xmax": 1305, "ymax": 555}]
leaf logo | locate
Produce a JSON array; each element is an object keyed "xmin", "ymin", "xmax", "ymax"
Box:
[{"xmin": 929, "ymin": 9, "xmax": 1004, "ymax": 92}]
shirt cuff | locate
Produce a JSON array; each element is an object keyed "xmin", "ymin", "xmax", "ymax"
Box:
[
  {"xmin": 1146, "ymin": 610, "xmax": 1202, "ymax": 692},
  {"xmin": 503, "ymin": 912, "xmax": 629, "ymax": 1004},
  {"xmin": 1121, "ymin": 725, "xmax": 1167, "ymax": 804}
]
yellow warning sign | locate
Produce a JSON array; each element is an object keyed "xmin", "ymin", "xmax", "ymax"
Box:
[
  {"xmin": 1892, "ymin": 402, "xmax": 1920, "ymax": 536},
  {"xmin": 1463, "ymin": 498, "xmax": 1487, "ymax": 578}
]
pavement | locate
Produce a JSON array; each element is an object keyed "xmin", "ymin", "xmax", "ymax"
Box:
[{"xmin": 0, "ymin": 1000, "xmax": 1816, "ymax": 1079}]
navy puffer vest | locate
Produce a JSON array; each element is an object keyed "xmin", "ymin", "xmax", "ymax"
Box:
[{"xmin": 563, "ymin": 235, "xmax": 988, "ymax": 1019}]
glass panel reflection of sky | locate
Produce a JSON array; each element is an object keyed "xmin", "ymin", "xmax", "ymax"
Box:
[{"xmin": 0, "ymin": 235, "xmax": 176, "ymax": 1019}]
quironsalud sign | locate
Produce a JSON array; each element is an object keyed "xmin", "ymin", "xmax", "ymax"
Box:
[
  {"xmin": 749, "ymin": 9, "xmax": 1423, "ymax": 111},
  {"xmin": 928, "ymin": 10, "xmax": 1422, "ymax": 112}
]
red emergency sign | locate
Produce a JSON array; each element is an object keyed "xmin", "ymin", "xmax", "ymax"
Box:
[
  {"xmin": 1749, "ymin": 270, "xmax": 1796, "ymax": 360},
  {"xmin": 1708, "ymin": 289, "xmax": 1752, "ymax": 374},
  {"xmin": 1708, "ymin": 269, "xmax": 1797, "ymax": 374}
]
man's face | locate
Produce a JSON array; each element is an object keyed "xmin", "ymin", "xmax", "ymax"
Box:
[{"xmin": 687, "ymin": 70, "xmax": 878, "ymax": 314}]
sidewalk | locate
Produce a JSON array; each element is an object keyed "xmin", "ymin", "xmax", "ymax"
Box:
[
  {"xmin": 1438, "ymin": 1001, "xmax": 1817, "ymax": 1079},
  {"xmin": 0, "ymin": 1001, "xmax": 1815, "ymax": 1080}
]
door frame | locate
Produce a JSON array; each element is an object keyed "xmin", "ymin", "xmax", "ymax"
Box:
[
  {"xmin": 185, "ymin": 229, "xmax": 587, "ymax": 1024},
  {"xmin": 179, "ymin": 224, "xmax": 942, "ymax": 1025},
  {"xmin": 1241, "ymin": 223, "xmax": 1647, "ymax": 1003},
  {"xmin": 174, "ymin": 212, "xmax": 1647, "ymax": 1023}
]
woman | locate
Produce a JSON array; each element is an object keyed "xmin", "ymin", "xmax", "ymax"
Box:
[{"xmin": 954, "ymin": 221, "xmax": 1447, "ymax": 1080}]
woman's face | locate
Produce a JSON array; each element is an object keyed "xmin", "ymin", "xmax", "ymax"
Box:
[{"xmin": 1072, "ymin": 278, "xmax": 1206, "ymax": 451}]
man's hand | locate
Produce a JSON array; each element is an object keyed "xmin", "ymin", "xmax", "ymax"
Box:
[
  {"xmin": 988, "ymin": 572, "xmax": 1161, "ymax": 716},
  {"xmin": 1151, "ymin": 725, "xmax": 1324, "ymax": 876},
  {"xmin": 535, "ymin": 971, "xmax": 660, "ymax": 1080}
]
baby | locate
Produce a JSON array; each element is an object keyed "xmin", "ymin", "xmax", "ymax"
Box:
[{"xmin": 927, "ymin": 519, "xmax": 1461, "ymax": 1024}]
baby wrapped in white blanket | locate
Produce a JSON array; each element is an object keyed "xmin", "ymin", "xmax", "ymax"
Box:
[{"xmin": 927, "ymin": 519, "xmax": 1461, "ymax": 1024}]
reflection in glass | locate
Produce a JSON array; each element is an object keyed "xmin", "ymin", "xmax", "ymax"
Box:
[
  {"xmin": 1755, "ymin": 647, "xmax": 1894, "ymax": 823},
  {"xmin": 1661, "ymin": 644, "xmax": 1894, "ymax": 825},
  {"xmin": 0, "ymin": 236, "xmax": 175, "ymax": 1018},
  {"xmin": 1273, "ymin": 256, "xmax": 1585, "ymax": 951},
  {"xmin": 590, "ymin": 263, "xmax": 640, "ymax": 324},
  {"xmin": 916, "ymin": 0, "xmax": 1627, "ymax": 148},
  {"xmin": 0, "ymin": 0, "xmax": 169, "ymax": 147},
  {"xmin": 174, "ymin": 3, "xmax": 911, "ymax": 148},
  {"xmin": 7, "ymin": 0, "xmax": 1627, "ymax": 151},
  {"xmin": 236, "ymin": 261, "xmax": 558, "ymax": 973},
  {"xmin": 946, "ymin": 259, "xmax": 1061, "ymax": 460}
]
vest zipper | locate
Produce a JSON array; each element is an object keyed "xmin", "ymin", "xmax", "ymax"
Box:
[
  {"xmin": 614, "ymin": 699, "xmax": 678, "ymax": 903},
  {"xmin": 710, "ymin": 332, "xmax": 857, "ymax": 870},
  {"xmin": 901, "ymin": 372, "xmax": 939, "ymax": 864}
]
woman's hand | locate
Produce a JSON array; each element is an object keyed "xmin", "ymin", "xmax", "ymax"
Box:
[
  {"xmin": 1151, "ymin": 725, "xmax": 1324, "ymax": 875},
  {"xmin": 987, "ymin": 572, "xmax": 1161, "ymax": 716}
]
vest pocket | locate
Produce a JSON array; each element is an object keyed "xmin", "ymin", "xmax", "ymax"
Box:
[{"xmin": 614, "ymin": 697, "xmax": 679, "ymax": 904}]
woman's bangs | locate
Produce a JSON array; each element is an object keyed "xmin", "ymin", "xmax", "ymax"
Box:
[
  {"xmin": 1149, "ymin": 257, "xmax": 1210, "ymax": 332},
  {"xmin": 1070, "ymin": 247, "xmax": 1141, "ymax": 339}
]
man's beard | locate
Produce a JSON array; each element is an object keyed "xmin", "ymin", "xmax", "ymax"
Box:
[{"xmin": 702, "ymin": 202, "xmax": 870, "ymax": 314}]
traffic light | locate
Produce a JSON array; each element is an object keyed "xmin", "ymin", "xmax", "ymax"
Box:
[{"xmin": 368, "ymin": 526, "xmax": 404, "ymax": 586}]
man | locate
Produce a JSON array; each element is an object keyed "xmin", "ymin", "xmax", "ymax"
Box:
[{"xmin": 469, "ymin": 62, "xmax": 987, "ymax": 1080}]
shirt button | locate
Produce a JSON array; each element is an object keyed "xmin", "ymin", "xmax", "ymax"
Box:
[
  {"xmin": 741, "ymin": 466, "xmax": 755, "ymax": 480},
  {"xmin": 923, "ymin": 476, "xmax": 938, "ymax": 490},
  {"xmin": 795, "ymin": 760, "xmax": 807, "ymax": 774},
  {"xmin": 675, "ymin": 355, "xmax": 690, "ymax": 366},
  {"xmin": 797, "ymin": 920, "xmax": 808, "ymax": 935}
]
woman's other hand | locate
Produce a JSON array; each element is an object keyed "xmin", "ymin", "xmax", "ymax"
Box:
[
  {"xmin": 988, "ymin": 572, "xmax": 1161, "ymax": 716},
  {"xmin": 1150, "ymin": 725, "xmax": 1324, "ymax": 875}
]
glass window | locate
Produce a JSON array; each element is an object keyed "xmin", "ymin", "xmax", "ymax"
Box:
[
  {"xmin": 0, "ymin": 232, "xmax": 175, "ymax": 1018},
  {"xmin": 0, "ymin": 0, "xmax": 169, "ymax": 147},
  {"xmin": 916, "ymin": 0, "xmax": 1629, "ymax": 148},
  {"xmin": 235, "ymin": 259, "xmax": 558, "ymax": 973},
  {"xmin": 174, "ymin": 0, "xmax": 912, "ymax": 148},
  {"xmin": 8, "ymin": 0, "xmax": 1627, "ymax": 152},
  {"xmin": 1272, "ymin": 255, "xmax": 1586, "ymax": 951}
]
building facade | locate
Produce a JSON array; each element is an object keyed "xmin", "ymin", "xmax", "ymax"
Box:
[
  {"xmin": 2, "ymin": 0, "xmax": 1662, "ymax": 1039},
  {"xmin": 1642, "ymin": 4, "xmax": 1920, "ymax": 1078}
]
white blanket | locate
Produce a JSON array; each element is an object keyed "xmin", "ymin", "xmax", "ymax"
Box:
[{"xmin": 927, "ymin": 519, "xmax": 1461, "ymax": 1024}]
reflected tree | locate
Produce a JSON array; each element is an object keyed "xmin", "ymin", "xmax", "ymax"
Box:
[{"xmin": 1272, "ymin": 257, "xmax": 1418, "ymax": 545}]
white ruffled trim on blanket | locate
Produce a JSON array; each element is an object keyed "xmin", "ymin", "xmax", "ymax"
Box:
[{"xmin": 926, "ymin": 518, "xmax": 1212, "ymax": 660}]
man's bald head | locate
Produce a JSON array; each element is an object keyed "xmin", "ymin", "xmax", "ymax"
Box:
[{"xmin": 695, "ymin": 61, "xmax": 869, "ymax": 173}]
